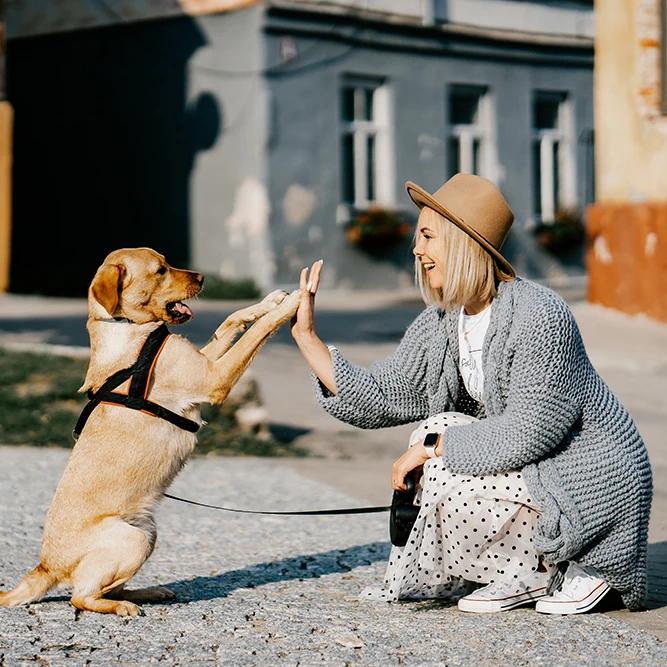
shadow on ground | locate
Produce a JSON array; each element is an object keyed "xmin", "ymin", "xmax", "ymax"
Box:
[
  {"xmin": 38, "ymin": 541, "xmax": 665, "ymax": 616},
  {"xmin": 162, "ymin": 542, "xmax": 389, "ymax": 603},
  {"xmin": 646, "ymin": 540, "xmax": 667, "ymax": 611}
]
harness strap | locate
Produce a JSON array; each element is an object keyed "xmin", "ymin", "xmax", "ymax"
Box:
[{"xmin": 73, "ymin": 324, "xmax": 200, "ymax": 440}]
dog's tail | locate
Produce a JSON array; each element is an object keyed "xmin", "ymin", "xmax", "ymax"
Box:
[{"xmin": 0, "ymin": 564, "xmax": 58, "ymax": 607}]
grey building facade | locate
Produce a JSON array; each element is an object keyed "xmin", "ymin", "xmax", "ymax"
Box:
[{"xmin": 7, "ymin": 0, "xmax": 593, "ymax": 294}]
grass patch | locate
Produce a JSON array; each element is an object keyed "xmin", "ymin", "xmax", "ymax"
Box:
[
  {"xmin": 0, "ymin": 348, "xmax": 306, "ymax": 456},
  {"xmin": 199, "ymin": 275, "xmax": 261, "ymax": 300}
]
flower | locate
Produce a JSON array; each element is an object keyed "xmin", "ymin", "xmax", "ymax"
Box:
[
  {"xmin": 533, "ymin": 209, "xmax": 585, "ymax": 255},
  {"xmin": 344, "ymin": 207, "xmax": 412, "ymax": 255}
]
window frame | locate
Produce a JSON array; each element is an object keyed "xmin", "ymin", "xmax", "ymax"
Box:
[
  {"xmin": 446, "ymin": 84, "xmax": 490, "ymax": 179},
  {"xmin": 339, "ymin": 76, "xmax": 394, "ymax": 211},
  {"xmin": 531, "ymin": 90, "xmax": 576, "ymax": 223}
]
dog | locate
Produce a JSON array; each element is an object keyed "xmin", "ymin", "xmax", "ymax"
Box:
[{"xmin": 0, "ymin": 247, "xmax": 301, "ymax": 616}]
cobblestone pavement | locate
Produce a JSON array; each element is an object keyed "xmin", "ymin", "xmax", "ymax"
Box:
[{"xmin": 1, "ymin": 447, "xmax": 666, "ymax": 667}]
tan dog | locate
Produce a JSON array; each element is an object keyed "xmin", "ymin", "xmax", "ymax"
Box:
[{"xmin": 0, "ymin": 247, "xmax": 301, "ymax": 616}]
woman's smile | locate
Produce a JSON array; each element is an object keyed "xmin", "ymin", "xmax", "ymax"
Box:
[{"xmin": 414, "ymin": 220, "xmax": 446, "ymax": 289}]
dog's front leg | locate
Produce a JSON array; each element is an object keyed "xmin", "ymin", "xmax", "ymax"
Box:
[
  {"xmin": 206, "ymin": 289, "xmax": 301, "ymax": 404},
  {"xmin": 200, "ymin": 289, "xmax": 289, "ymax": 361}
]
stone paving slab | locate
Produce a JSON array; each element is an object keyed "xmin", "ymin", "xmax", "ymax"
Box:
[{"xmin": 1, "ymin": 447, "xmax": 666, "ymax": 666}]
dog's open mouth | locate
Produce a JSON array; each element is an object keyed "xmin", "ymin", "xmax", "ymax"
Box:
[{"xmin": 166, "ymin": 301, "xmax": 193, "ymax": 323}]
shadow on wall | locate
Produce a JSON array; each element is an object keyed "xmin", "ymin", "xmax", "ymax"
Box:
[{"xmin": 7, "ymin": 16, "xmax": 220, "ymax": 296}]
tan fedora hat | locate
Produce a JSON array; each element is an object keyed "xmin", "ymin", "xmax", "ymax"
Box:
[{"xmin": 406, "ymin": 173, "xmax": 515, "ymax": 278}]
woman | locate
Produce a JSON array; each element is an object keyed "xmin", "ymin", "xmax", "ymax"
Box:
[{"xmin": 291, "ymin": 173, "xmax": 652, "ymax": 614}]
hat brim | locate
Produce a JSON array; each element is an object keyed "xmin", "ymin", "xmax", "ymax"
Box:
[{"xmin": 406, "ymin": 181, "xmax": 516, "ymax": 278}]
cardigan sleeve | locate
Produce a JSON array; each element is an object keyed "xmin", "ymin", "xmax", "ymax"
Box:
[
  {"xmin": 311, "ymin": 306, "xmax": 437, "ymax": 429},
  {"xmin": 441, "ymin": 298, "xmax": 583, "ymax": 475}
]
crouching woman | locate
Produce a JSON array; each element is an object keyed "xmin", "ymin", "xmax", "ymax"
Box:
[{"xmin": 291, "ymin": 174, "xmax": 653, "ymax": 614}]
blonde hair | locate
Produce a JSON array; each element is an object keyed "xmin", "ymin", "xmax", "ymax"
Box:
[{"xmin": 414, "ymin": 207, "xmax": 512, "ymax": 310}]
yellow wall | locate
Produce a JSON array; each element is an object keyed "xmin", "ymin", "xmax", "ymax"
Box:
[{"xmin": 595, "ymin": 0, "xmax": 667, "ymax": 201}]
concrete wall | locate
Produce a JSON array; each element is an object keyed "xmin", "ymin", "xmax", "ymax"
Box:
[
  {"xmin": 264, "ymin": 9, "xmax": 593, "ymax": 288},
  {"xmin": 594, "ymin": 0, "xmax": 667, "ymax": 202},
  {"xmin": 440, "ymin": 0, "xmax": 593, "ymax": 38},
  {"xmin": 188, "ymin": 7, "xmax": 273, "ymax": 288},
  {"xmin": 288, "ymin": 0, "xmax": 594, "ymax": 38}
]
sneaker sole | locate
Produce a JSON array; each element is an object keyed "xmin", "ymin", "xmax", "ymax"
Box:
[
  {"xmin": 535, "ymin": 581, "xmax": 611, "ymax": 615},
  {"xmin": 458, "ymin": 587, "xmax": 548, "ymax": 614}
]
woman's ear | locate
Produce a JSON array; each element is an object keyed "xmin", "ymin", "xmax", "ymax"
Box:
[{"xmin": 90, "ymin": 264, "xmax": 124, "ymax": 315}]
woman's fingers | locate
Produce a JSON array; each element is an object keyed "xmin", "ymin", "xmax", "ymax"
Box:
[
  {"xmin": 292, "ymin": 264, "xmax": 319, "ymax": 337},
  {"xmin": 308, "ymin": 259, "xmax": 324, "ymax": 294},
  {"xmin": 299, "ymin": 259, "xmax": 324, "ymax": 294},
  {"xmin": 391, "ymin": 446, "xmax": 428, "ymax": 490},
  {"xmin": 391, "ymin": 462, "xmax": 407, "ymax": 491}
]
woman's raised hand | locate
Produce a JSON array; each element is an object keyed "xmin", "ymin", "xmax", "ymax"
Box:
[
  {"xmin": 291, "ymin": 259, "xmax": 324, "ymax": 342},
  {"xmin": 290, "ymin": 260, "xmax": 336, "ymax": 394}
]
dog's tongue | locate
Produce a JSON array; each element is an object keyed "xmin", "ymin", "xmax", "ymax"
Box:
[{"xmin": 173, "ymin": 301, "xmax": 192, "ymax": 318}]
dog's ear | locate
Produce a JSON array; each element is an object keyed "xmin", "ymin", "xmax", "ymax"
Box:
[{"xmin": 90, "ymin": 263, "xmax": 125, "ymax": 315}]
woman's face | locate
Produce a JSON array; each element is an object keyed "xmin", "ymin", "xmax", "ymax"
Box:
[{"xmin": 413, "ymin": 214, "xmax": 445, "ymax": 289}]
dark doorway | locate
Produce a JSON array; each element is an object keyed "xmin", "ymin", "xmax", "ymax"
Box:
[{"xmin": 7, "ymin": 15, "xmax": 219, "ymax": 295}]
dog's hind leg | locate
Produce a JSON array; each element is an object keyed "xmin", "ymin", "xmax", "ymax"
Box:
[
  {"xmin": 200, "ymin": 290, "xmax": 289, "ymax": 361},
  {"xmin": 69, "ymin": 520, "xmax": 154, "ymax": 617}
]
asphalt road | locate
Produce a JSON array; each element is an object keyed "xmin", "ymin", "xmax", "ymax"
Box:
[{"xmin": 1, "ymin": 448, "xmax": 666, "ymax": 667}]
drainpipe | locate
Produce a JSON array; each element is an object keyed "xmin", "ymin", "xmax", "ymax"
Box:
[{"xmin": 0, "ymin": 0, "xmax": 12, "ymax": 293}]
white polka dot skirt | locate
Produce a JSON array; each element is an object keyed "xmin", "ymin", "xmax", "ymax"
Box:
[{"xmin": 361, "ymin": 412, "xmax": 542, "ymax": 602}]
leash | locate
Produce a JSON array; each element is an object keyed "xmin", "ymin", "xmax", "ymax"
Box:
[{"xmin": 163, "ymin": 492, "xmax": 390, "ymax": 515}]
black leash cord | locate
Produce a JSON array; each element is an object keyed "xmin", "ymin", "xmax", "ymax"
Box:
[{"xmin": 163, "ymin": 493, "xmax": 390, "ymax": 516}]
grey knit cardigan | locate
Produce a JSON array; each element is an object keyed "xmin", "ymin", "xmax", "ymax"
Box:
[{"xmin": 314, "ymin": 277, "xmax": 653, "ymax": 609}]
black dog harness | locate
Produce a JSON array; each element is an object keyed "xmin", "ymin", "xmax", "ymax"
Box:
[{"xmin": 73, "ymin": 324, "xmax": 200, "ymax": 440}]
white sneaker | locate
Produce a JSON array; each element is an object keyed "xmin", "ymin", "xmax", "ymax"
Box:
[
  {"xmin": 457, "ymin": 571, "xmax": 551, "ymax": 613},
  {"xmin": 535, "ymin": 561, "xmax": 611, "ymax": 615}
]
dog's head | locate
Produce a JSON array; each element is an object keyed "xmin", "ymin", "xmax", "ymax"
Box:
[{"xmin": 89, "ymin": 248, "xmax": 204, "ymax": 324}]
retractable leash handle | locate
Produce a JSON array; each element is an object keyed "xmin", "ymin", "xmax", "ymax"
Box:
[{"xmin": 389, "ymin": 475, "xmax": 420, "ymax": 547}]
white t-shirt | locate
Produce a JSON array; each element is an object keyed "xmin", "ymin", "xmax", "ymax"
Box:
[{"xmin": 457, "ymin": 304, "xmax": 492, "ymax": 403}]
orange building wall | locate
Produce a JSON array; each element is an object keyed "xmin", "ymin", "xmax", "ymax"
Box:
[
  {"xmin": 590, "ymin": 0, "xmax": 667, "ymax": 322},
  {"xmin": 587, "ymin": 203, "xmax": 667, "ymax": 322}
]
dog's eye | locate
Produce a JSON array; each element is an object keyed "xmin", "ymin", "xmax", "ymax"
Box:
[{"xmin": 156, "ymin": 266, "xmax": 167, "ymax": 275}]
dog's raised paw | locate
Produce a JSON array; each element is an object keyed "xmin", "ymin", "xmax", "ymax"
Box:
[
  {"xmin": 275, "ymin": 289, "xmax": 302, "ymax": 317},
  {"xmin": 263, "ymin": 289, "xmax": 289, "ymax": 307}
]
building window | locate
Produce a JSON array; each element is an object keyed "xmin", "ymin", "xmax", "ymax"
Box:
[
  {"xmin": 447, "ymin": 85, "xmax": 489, "ymax": 178},
  {"xmin": 532, "ymin": 91, "xmax": 575, "ymax": 222},
  {"xmin": 340, "ymin": 77, "xmax": 393, "ymax": 209}
]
